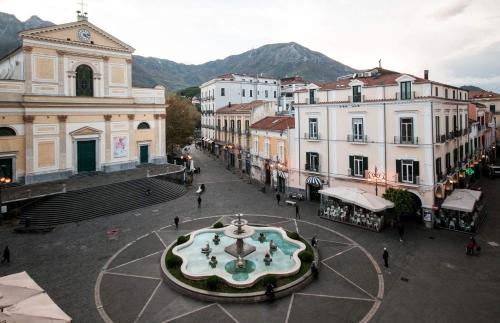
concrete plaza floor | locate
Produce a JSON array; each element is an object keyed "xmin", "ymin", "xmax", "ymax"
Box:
[{"xmin": 1, "ymin": 146, "xmax": 499, "ymax": 322}]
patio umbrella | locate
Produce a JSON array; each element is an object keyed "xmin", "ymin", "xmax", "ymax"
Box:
[
  {"xmin": 441, "ymin": 190, "xmax": 478, "ymax": 213},
  {"xmin": 0, "ymin": 271, "xmax": 44, "ymax": 309},
  {"xmin": 318, "ymin": 186, "xmax": 394, "ymax": 212}
]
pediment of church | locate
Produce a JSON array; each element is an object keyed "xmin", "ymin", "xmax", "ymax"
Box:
[
  {"xmin": 70, "ymin": 126, "xmax": 103, "ymax": 136},
  {"xmin": 20, "ymin": 21, "xmax": 135, "ymax": 53}
]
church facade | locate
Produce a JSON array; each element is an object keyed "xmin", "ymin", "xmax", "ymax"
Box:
[{"xmin": 0, "ymin": 14, "xmax": 167, "ymax": 184}]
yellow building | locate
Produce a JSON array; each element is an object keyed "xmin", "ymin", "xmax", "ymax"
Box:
[
  {"xmin": 214, "ymin": 100, "xmax": 275, "ymax": 173},
  {"xmin": 0, "ymin": 13, "xmax": 166, "ymax": 184},
  {"xmin": 250, "ymin": 116, "xmax": 295, "ymax": 193}
]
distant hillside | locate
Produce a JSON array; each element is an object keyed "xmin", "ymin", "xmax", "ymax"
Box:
[
  {"xmin": 460, "ymin": 85, "xmax": 484, "ymax": 92},
  {"xmin": 0, "ymin": 12, "xmax": 356, "ymax": 91}
]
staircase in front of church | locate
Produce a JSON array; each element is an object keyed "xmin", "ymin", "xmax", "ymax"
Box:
[{"xmin": 18, "ymin": 177, "xmax": 187, "ymax": 228}]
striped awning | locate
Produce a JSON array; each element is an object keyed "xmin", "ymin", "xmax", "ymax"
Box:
[
  {"xmin": 278, "ymin": 170, "xmax": 288, "ymax": 178},
  {"xmin": 306, "ymin": 176, "xmax": 322, "ymax": 187}
]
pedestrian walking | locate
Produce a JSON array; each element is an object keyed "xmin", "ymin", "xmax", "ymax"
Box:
[
  {"xmin": 397, "ymin": 222, "xmax": 404, "ymax": 242},
  {"xmin": 1, "ymin": 246, "xmax": 10, "ymax": 264},
  {"xmin": 197, "ymin": 195, "xmax": 202, "ymax": 208},
  {"xmin": 311, "ymin": 236, "xmax": 318, "ymax": 248},
  {"xmin": 295, "ymin": 204, "xmax": 300, "ymax": 219},
  {"xmin": 276, "ymin": 192, "xmax": 281, "ymax": 205},
  {"xmin": 383, "ymin": 247, "xmax": 389, "ymax": 268},
  {"xmin": 174, "ymin": 216, "xmax": 179, "ymax": 229}
]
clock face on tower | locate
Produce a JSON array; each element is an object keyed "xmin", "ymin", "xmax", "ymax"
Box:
[{"xmin": 78, "ymin": 28, "xmax": 91, "ymax": 42}]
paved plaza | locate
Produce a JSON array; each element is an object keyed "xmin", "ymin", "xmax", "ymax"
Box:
[{"xmin": 1, "ymin": 147, "xmax": 500, "ymax": 322}]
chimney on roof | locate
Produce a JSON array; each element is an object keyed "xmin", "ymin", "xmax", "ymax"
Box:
[
  {"xmin": 424, "ymin": 70, "xmax": 429, "ymax": 80},
  {"xmin": 228, "ymin": 102, "xmax": 231, "ymax": 107}
]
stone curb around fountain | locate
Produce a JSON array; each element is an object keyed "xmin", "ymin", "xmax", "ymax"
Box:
[{"xmin": 160, "ymin": 240, "xmax": 320, "ymax": 303}]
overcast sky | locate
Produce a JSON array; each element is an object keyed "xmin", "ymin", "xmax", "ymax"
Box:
[{"xmin": 2, "ymin": 0, "xmax": 500, "ymax": 91}]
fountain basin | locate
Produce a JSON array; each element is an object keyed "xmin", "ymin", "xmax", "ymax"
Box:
[{"xmin": 172, "ymin": 226, "xmax": 306, "ymax": 288}]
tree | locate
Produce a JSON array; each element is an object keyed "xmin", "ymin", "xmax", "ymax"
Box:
[
  {"xmin": 165, "ymin": 95, "xmax": 200, "ymax": 154},
  {"xmin": 177, "ymin": 86, "xmax": 201, "ymax": 99},
  {"xmin": 382, "ymin": 188, "xmax": 416, "ymax": 219}
]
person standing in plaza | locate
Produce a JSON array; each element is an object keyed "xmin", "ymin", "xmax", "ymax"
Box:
[
  {"xmin": 295, "ymin": 204, "xmax": 300, "ymax": 219},
  {"xmin": 397, "ymin": 222, "xmax": 404, "ymax": 242},
  {"xmin": 1, "ymin": 246, "xmax": 10, "ymax": 264},
  {"xmin": 197, "ymin": 195, "xmax": 202, "ymax": 208},
  {"xmin": 383, "ymin": 247, "xmax": 389, "ymax": 268},
  {"xmin": 174, "ymin": 216, "xmax": 179, "ymax": 229},
  {"xmin": 276, "ymin": 192, "xmax": 281, "ymax": 205}
]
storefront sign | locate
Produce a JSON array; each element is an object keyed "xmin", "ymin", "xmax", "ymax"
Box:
[{"xmin": 466, "ymin": 167, "xmax": 475, "ymax": 176}]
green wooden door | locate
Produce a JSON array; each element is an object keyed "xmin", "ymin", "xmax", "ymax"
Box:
[
  {"xmin": 0, "ymin": 158, "xmax": 13, "ymax": 180},
  {"xmin": 140, "ymin": 145, "xmax": 149, "ymax": 164},
  {"xmin": 77, "ymin": 140, "xmax": 96, "ymax": 172}
]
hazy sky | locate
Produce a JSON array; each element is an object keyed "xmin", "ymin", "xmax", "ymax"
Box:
[{"xmin": 2, "ymin": 0, "xmax": 500, "ymax": 91}]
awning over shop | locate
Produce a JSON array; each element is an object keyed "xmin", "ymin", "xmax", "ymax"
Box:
[
  {"xmin": 306, "ymin": 176, "xmax": 322, "ymax": 187},
  {"xmin": 318, "ymin": 186, "xmax": 394, "ymax": 212},
  {"xmin": 441, "ymin": 189, "xmax": 481, "ymax": 212}
]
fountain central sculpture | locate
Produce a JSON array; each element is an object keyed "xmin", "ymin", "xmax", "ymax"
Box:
[{"xmin": 223, "ymin": 214, "xmax": 256, "ymax": 268}]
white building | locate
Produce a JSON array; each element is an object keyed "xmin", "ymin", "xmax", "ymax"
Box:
[
  {"xmin": 288, "ymin": 67, "xmax": 489, "ymax": 224},
  {"xmin": 199, "ymin": 73, "xmax": 280, "ymax": 145},
  {"xmin": 279, "ymin": 76, "xmax": 308, "ymax": 113}
]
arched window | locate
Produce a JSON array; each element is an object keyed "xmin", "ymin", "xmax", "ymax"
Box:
[
  {"xmin": 76, "ymin": 65, "xmax": 94, "ymax": 97},
  {"xmin": 137, "ymin": 122, "xmax": 150, "ymax": 130},
  {"xmin": 0, "ymin": 127, "xmax": 16, "ymax": 136}
]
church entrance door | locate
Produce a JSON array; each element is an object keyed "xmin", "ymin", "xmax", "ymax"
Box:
[
  {"xmin": 140, "ymin": 145, "xmax": 149, "ymax": 164},
  {"xmin": 77, "ymin": 140, "xmax": 96, "ymax": 172}
]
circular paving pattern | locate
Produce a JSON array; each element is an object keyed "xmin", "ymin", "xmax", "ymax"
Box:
[{"xmin": 95, "ymin": 215, "xmax": 384, "ymax": 323}]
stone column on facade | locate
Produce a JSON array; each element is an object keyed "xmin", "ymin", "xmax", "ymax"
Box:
[
  {"xmin": 154, "ymin": 114, "xmax": 161, "ymax": 160},
  {"xmin": 57, "ymin": 115, "xmax": 67, "ymax": 171},
  {"xmin": 24, "ymin": 115, "xmax": 35, "ymax": 180},
  {"xmin": 23, "ymin": 47, "xmax": 33, "ymax": 95},
  {"xmin": 56, "ymin": 50, "xmax": 65, "ymax": 95},
  {"xmin": 160, "ymin": 114, "xmax": 166, "ymax": 159},
  {"xmin": 103, "ymin": 56, "xmax": 109, "ymax": 97},
  {"xmin": 128, "ymin": 114, "xmax": 135, "ymax": 162},
  {"xmin": 104, "ymin": 115, "xmax": 112, "ymax": 163},
  {"xmin": 126, "ymin": 58, "xmax": 133, "ymax": 97}
]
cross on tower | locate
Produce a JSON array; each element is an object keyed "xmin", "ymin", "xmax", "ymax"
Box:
[{"xmin": 77, "ymin": 0, "xmax": 88, "ymax": 14}]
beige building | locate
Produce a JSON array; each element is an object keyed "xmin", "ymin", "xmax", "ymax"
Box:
[
  {"xmin": 214, "ymin": 101, "xmax": 275, "ymax": 173},
  {"xmin": 250, "ymin": 116, "xmax": 295, "ymax": 193},
  {"xmin": 0, "ymin": 13, "xmax": 166, "ymax": 184},
  {"xmin": 470, "ymin": 90, "xmax": 500, "ymax": 142},
  {"xmin": 289, "ymin": 68, "xmax": 483, "ymax": 223}
]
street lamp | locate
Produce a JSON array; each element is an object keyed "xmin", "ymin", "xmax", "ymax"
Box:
[
  {"xmin": 367, "ymin": 166, "xmax": 385, "ymax": 196},
  {"xmin": 0, "ymin": 165, "xmax": 12, "ymax": 225}
]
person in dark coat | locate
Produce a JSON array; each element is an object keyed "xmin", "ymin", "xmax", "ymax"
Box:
[
  {"xmin": 383, "ymin": 248, "xmax": 389, "ymax": 268},
  {"xmin": 174, "ymin": 216, "xmax": 179, "ymax": 229},
  {"xmin": 2, "ymin": 246, "xmax": 10, "ymax": 264},
  {"xmin": 197, "ymin": 195, "xmax": 202, "ymax": 208},
  {"xmin": 397, "ymin": 222, "xmax": 404, "ymax": 242},
  {"xmin": 295, "ymin": 204, "xmax": 300, "ymax": 219},
  {"xmin": 276, "ymin": 192, "xmax": 281, "ymax": 205},
  {"xmin": 311, "ymin": 236, "xmax": 318, "ymax": 248}
]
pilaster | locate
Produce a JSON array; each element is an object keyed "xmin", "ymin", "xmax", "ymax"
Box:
[
  {"xmin": 23, "ymin": 47, "xmax": 33, "ymax": 94},
  {"xmin": 103, "ymin": 56, "xmax": 109, "ymax": 97},
  {"xmin": 57, "ymin": 115, "xmax": 67, "ymax": 170},
  {"xmin": 128, "ymin": 114, "xmax": 135, "ymax": 161},
  {"xmin": 56, "ymin": 50, "xmax": 65, "ymax": 95},
  {"xmin": 24, "ymin": 115, "xmax": 35, "ymax": 176},
  {"xmin": 104, "ymin": 115, "xmax": 112, "ymax": 162}
]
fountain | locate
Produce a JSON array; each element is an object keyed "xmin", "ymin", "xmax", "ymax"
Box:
[{"xmin": 170, "ymin": 214, "xmax": 307, "ymax": 288}]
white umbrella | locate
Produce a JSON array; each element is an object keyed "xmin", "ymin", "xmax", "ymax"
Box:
[
  {"xmin": 318, "ymin": 186, "xmax": 394, "ymax": 212},
  {"xmin": 441, "ymin": 190, "xmax": 478, "ymax": 213},
  {"xmin": 0, "ymin": 271, "xmax": 44, "ymax": 309},
  {"xmin": 0, "ymin": 292, "xmax": 71, "ymax": 323}
]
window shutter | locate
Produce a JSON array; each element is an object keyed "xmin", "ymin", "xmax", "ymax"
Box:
[
  {"xmin": 413, "ymin": 161, "xmax": 420, "ymax": 184},
  {"xmin": 306, "ymin": 152, "xmax": 310, "ymax": 170},
  {"xmin": 349, "ymin": 156, "xmax": 354, "ymax": 176},
  {"xmin": 396, "ymin": 159, "xmax": 402, "ymax": 182},
  {"xmin": 363, "ymin": 157, "xmax": 368, "ymax": 178}
]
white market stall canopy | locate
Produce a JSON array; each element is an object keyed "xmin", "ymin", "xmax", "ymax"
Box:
[
  {"xmin": 319, "ymin": 186, "xmax": 394, "ymax": 212},
  {"xmin": 0, "ymin": 271, "xmax": 71, "ymax": 323},
  {"xmin": 441, "ymin": 189, "xmax": 482, "ymax": 213}
]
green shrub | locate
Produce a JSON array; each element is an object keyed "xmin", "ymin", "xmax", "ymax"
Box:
[
  {"xmin": 177, "ymin": 235, "xmax": 189, "ymax": 245},
  {"xmin": 166, "ymin": 254, "xmax": 183, "ymax": 268},
  {"xmin": 261, "ymin": 275, "xmax": 277, "ymax": 286},
  {"xmin": 299, "ymin": 250, "xmax": 314, "ymax": 263},
  {"xmin": 287, "ymin": 231, "xmax": 300, "ymax": 240},
  {"xmin": 206, "ymin": 276, "xmax": 222, "ymax": 290},
  {"xmin": 212, "ymin": 222, "xmax": 224, "ymax": 229}
]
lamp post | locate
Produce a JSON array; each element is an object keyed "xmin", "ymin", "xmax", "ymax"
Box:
[
  {"xmin": 0, "ymin": 165, "xmax": 12, "ymax": 225},
  {"xmin": 368, "ymin": 166, "xmax": 385, "ymax": 196}
]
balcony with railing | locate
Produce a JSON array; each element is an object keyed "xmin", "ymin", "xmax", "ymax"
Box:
[
  {"xmin": 394, "ymin": 136, "xmax": 419, "ymax": 145},
  {"xmin": 347, "ymin": 134, "xmax": 368, "ymax": 143},
  {"xmin": 395, "ymin": 91, "xmax": 416, "ymax": 100},
  {"xmin": 435, "ymin": 134, "xmax": 446, "ymax": 144},
  {"xmin": 304, "ymin": 132, "xmax": 320, "ymax": 141},
  {"xmin": 348, "ymin": 95, "xmax": 365, "ymax": 103}
]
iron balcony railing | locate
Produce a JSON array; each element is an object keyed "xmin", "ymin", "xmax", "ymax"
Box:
[
  {"xmin": 347, "ymin": 134, "xmax": 368, "ymax": 142},
  {"xmin": 394, "ymin": 136, "xmax": 419, "ymax": 145},
  {"xmin": 304, "ymin": 132, "xmax": 320, "ymax": 140}
]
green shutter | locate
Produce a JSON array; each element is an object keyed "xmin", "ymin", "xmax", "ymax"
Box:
[
  {"xmin": 363, "ymin": 156, "xmax": 368, "ymax": 178},
  {"xmin": 413, "ymin": 161, "xmax": 420, "ymax": 184},
  {"xmin": 396, "ymin": 159, "xmax": 402, "ymax": 182},
  {"xmin": 349, "ymin": 156, "xmax": 354, "ymax": 176}
]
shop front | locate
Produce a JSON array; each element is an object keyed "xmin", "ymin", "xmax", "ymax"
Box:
[{"xmin": 435, "ymin": 189, "xmax": 485, "ymax": 233}]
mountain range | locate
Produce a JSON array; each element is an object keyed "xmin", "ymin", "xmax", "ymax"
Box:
[{"xmin": 0, "ymin": 12, "xmax": 356, "ymax": 91}]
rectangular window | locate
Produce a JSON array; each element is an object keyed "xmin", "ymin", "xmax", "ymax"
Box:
[
  {"xmin": 435, "ymin": 116, "xmax": 440, "ymax": 142},
  {"xmin": 306, "ymin": 152, "xmax": 319, "ymax": 172},
  {"xmin": 221, "ymin": 88, "xmax": 225, "ymax": 96},
  {"xmin": 453, "ymin": 90, "xmax": 456, "ymax": 99},
  {"xmin": 237, "ymin": 120, "xmax": 241, "ymax": 132},
  {"xmin": 490, "ymin": 105, "xmax": 496, "ymax": 114},
  {"xmin": 400, "ymin": 118, "xmax": 414, "ymax": 143},
  {"xmin": 460, "ymin": 92, "xmax": 462, "ymax": 100},
  {"xmin": 453, "ymin": 148, "xmax": 458, "ymax": 166},
  {"xmin": 401, "ymin": 159, "xmax": 414, "ymax": 183},
  {"xmin": 242, "ymin": 89, "xmax": 246, "ymax": 97},
  {"xmin": 435, "ymin": 87, "xmax": 439, "ymax": 96},
  {"xmin": 400, "ymin": 81, "xmax": 411, "ymax": 100},
  {"xmin": 308, "ymin": 118, "xmax": 318, "ymax": 139},
  {"xmin": 436, "ymin": 157, "xmax": 442, "ymax": 180},
  {"xmin": 453, "ymin": 115, "xmax": 457, "ymax": 132},
  {"xmin": 245, "ymin": 120, "xmax": 249, "ymax": 131},
  {"xmin": 445, "ymin": 153, "xmax": 451, "ymax": 170},
  {"xmin": 352, "ymin": 118, "xmax": 364, "ymax": 141},
  {"xmin": 349, "ymin": 155, "xmax": 368, "ymax": 177},
  {"xmin": 250, "ymin": 90, "xmax": 253, "ymax": 97},
  {"xmin": 460, "ymin": 145, "xmax": 464, "ymax": 161},
  {"xmin": 264, "ymin": 141, "xmax": 270, "ymax": 158},
  {"xmin": 445, "ymin": 88, "xmax": 448, "ymax": 99},
  {"xmin": 278, "ymin": 144, "xmax": 284, "ymax": 161},
  {"xmin": 352, "ymin": 85, "xmax": 361, "ymax": 102},
  {"xmin": 460, "ymin": 114, "xmax": 463, "ymax": 131},
  {"xmin": 265, "ymin": 90, "xmax": 269, "ymax": 98},
  {"xmin": 274, "ymin": 91, "xmax": 277, "ymax": 98},
  {"xmin": 309, "ymin": 89, "xmax": 315, "ymax": 104},
  {"xmin": 445, "ymin": 116, "xmax": 450, "ymax": 137},
  {"xmin": 253, "ymin": 139, "xmax": 258, "ymax": 154}
]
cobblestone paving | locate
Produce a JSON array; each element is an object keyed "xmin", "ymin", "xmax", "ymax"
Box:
[{"xmin": 0, "ymin": 146, "xmax": 499, "ymax": 322}]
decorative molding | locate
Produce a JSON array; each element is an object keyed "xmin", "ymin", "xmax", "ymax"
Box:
[
  {"xmin": 22, "ymin": 46, "xmax": 33, "ymax": 53},
  {"xmin": 125, "ymin": 59, "xmax": 132, "ymax": 64},
  {"xmin": 56, "ymin": 50, "xmax": 67, "ymax": 56},
  {"xmin": 104, "ymin": 115, "xmax": 112, "ymax": 121},
  {"xmin": 127, "ymin": 114, "xmax": 135, "ymax": 120},
  {"xmin": 154, "ymin": 114, "xmax": 160, "ymax": 120},
  {"xmin": 57, "ymin": 115, "xmax": 68, "ymax": 122},
  {"xmin": 103, "ymin": 56, "xmax": 110, "ymax": 62},
  {"xmin": 24, "ymin": 115, "xmax": 35, "ymax": 123},
  {"xmin": 160, "ymin": 114, "xmax": 166, "ymax": 119}
]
